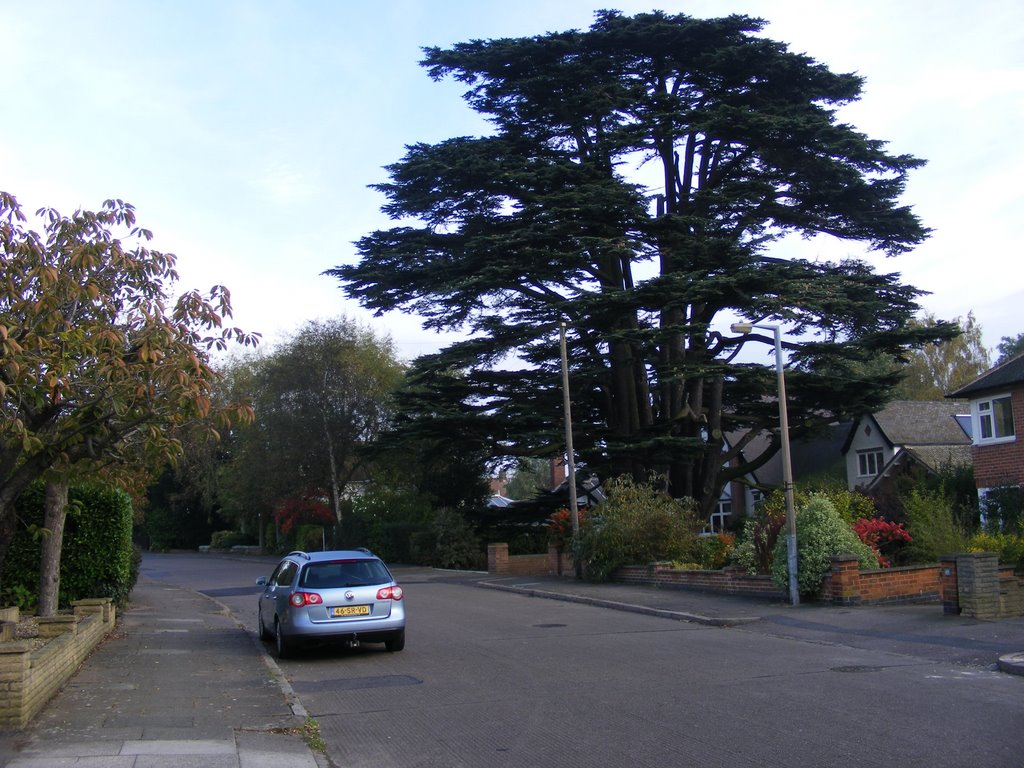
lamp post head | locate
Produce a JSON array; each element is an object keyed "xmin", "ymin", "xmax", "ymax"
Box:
[{"xmin": 730, "ymin": 322, "xmax": 753, "ymax": 334}]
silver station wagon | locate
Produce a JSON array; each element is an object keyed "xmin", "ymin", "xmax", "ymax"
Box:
[{"xmin": 257, "ymin": 549, "xmax": 406, "ymax": 658}]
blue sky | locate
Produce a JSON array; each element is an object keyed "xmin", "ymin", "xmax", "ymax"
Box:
[{"xmin": 2, "ymin": 1, "xmax": 1021, "ymax": 360}]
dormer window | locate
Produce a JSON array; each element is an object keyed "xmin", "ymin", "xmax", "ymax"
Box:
[{"xmin": 975, "ymin": 394, "xmax": 1015, "ymax": 444}]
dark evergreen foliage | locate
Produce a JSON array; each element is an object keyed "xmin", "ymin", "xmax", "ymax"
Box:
[{"xmin": 328, "ymin": 10, "xmax": 956, "ymax": 515}]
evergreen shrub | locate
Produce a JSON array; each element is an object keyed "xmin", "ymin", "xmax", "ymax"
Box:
[
  {"xmin": 209, "ymin": 530, "xmax": 254, "ymax": 549},
  {"xmin": 968, "ymin": 531, "xmax": 1024, "ymax": 569},
  {"xmin": 901, "ymin": 490, "xmax": 968, "ymax": 564},
  {"xmin": 770, "ymin": 495, "xmax": 875, "ymax": 597},
  {"xmin": 0, "ymin": 482, "xmax": 136, "ymax": 608},
  {"xmin": 573, "ymin": 475, "xmax": 702, "ymax": 582}
]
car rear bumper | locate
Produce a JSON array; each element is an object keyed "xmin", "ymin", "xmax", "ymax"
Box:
[{"xmin": 281, "ymin": 604, "xmax": 405, "ymax": 642}]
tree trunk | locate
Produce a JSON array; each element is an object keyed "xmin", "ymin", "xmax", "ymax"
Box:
[
  {"xmin": 37, "ymin": 480, "xmax": 69, "ymax": 617},
  {"xmin": 322, "ymin": 413, "xmax": 343, "ymax": 524}
]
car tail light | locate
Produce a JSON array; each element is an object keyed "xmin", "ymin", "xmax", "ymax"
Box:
[
  {"xmin": 376, "ymin": 586, "xmax": 403, "ymax": 601},
  {"xmin": 289, "ymin": 592, "xmax": 322, "ymax": 607}
]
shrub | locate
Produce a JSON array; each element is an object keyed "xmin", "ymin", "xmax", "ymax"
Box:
[
  {"xmin": 209, "ymin": 530, "xmax": 254, "ymax": 550},
  {"xmin": 295, "ymin": 524, "xmax": 328, "ymax": 552},
  {"xmin": 770, "ymin": 495, "xmax": 876, "ymax": 597},
  {"xmin": 852, "ymin": 517, "xmax": 912, "ymax": 567},
  {"xmin": 967, "ymin": 531, "xmax": 1024, "ymax": 569},
  {"xmin": 981, "ymin": 484, "xmax": 1024, "ymax": 535},
  {"xmin": 692, "ymin": 533, "xmax": 736, "ymax": 570},
  {"xmin": 349, "ymin": 485, "xmax": 432, "ymax": 562},
  {"xmin": 731, "ymin": 505, "xmax": 786, "ymax": 575},
  {"xmin": 901, "ymin": 490, "xmax": 968, "ymax": 564},
  {"xmin": 572, "ymin": 475, "xmax": 702, "ymax": 582},
  {"xmin": 411, "ymin": 508, "xmax": 483, "ymax": 570},
  {"xmin": 757, "ymin": 486, "xmax": 875, "ymax": 527},
  {"xmin": 547, "ymin": 507, "xmax": 586, "ymax": 549},
  {"xmin": 1, "ymin": 482, "xmax": 136, "ymax": 609}
]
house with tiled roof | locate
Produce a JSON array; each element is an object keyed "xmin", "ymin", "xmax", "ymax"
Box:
[
  {"xmin": 841, "ymin": 400, "xmax": 972, "ymax": 492},
  {"xmin": 948, "ymin": 354, "xmax": 1024, "ymax": 497}
]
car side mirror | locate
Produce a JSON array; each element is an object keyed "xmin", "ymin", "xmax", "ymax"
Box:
[{"xmin": 256, "ymin": 576, "xmax": 268, "ymax": 587}]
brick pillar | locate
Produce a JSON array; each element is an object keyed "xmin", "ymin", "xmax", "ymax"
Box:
[
  {"xmin": 548, "ymin": 544, "xmax": 562, "ymax": 577},
  {"xmin": 487, "ymin": 543, "xmax": 510, "ymax": 576},
  {"xmin": 939, "ymin": 555, "xmax": 960, "ymax": 615},
  {"xmin": 956, "ymin": 552, "xmax": 1000, "ymax": 620},
  {"xmin": 829, "ymin": 554, "xmax": 861, "ymax": 605},
  {"xmin": 0, "ymin": 643, "xmax": 32, "ymax": 729},
  {"xmin": 73, "ymin": 597, "xmax": 114, "ymax": 624},
  {"xmin": 548, "ymin": 544, "xmax": 575, "ymax": 578}
]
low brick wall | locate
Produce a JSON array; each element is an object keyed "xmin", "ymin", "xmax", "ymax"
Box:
[
  {"xmin": 486, "ymin": 544, "xmax": 574, "ymax": 577},
  {"xmin": 823, "ymin": 555, "xmax": 941, "ymax": 605},
  {"xmin": 615, "ymin": 564, "xmax": 783, "ymax": 598},
  {"xmin": 0, "ymin": 598, "xmax": 116, "ymax": 729},
  {"xmin": 484, "ymin": 543, "xmax": 1023, "ymax": 610}
]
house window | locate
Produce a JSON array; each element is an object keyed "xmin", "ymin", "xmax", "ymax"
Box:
[
  {"xmin": 705, "ymin": 500, "xmax": 732, "ymax": 534},
  {"xmin": 857, "ymin": 449, "xmax": 884, "ymax": 478},
  {"xmin": 977, "ymin": 394, "xmax": 1015, "ymax": 443}
]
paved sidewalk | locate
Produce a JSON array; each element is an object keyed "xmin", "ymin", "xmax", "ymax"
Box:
[
  {"xmin": 0, "ymin": 576, "xmax": 325, "ymax": 768},
  {"xmin": 477, "ymin": 573, "xmax": 1024, "ymax": 673}
]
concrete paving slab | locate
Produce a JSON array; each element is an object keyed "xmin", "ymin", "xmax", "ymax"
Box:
[
  {"xmin": 0, "ymin": 575, "xmax": 323, "ymax": 768},
  {"xmin": 7, "ymin": 759, "xmax": 136, "ymax": 768},
  {"xmin": 121, "ymin": 738, "xmax": 237, "ymax": 755}
]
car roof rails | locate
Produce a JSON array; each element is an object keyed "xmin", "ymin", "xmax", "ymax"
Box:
[
  {"xmin": 286, "ymin": 550, "xmax": 311, "ymax": 560},
  {"xmin": 355, "ymin": 547, "xmax": 374, "ymax": 555}
]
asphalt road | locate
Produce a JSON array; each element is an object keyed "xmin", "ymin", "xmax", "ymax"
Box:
[{"xmin": 143, "ymin": 553, "xmax": 1024, "ymax": 768}]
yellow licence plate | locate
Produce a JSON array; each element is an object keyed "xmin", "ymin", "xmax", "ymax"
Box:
[{"xmin": 332, "ymin": 605, "xmax": 370, "ymax": 617}]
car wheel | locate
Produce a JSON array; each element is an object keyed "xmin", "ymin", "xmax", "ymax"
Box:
[
  {"xmin": 385, "ymin": 630, "xmax": 405, "ymax": 653},
  {"xmin": 258, "ymin": 606, "xmax": 273, "ymax": 641},
  {"xmin": 275, "ymin": 618, "xmax": 293, "ymax": 660}
]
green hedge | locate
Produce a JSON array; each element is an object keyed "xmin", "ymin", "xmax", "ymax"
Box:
[{"xmin": 0, "ymin": 481, "xmax": 137, "ymax": 609}]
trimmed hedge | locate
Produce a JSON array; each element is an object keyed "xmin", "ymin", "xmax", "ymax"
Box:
[{"xmin": 1, "ymin": 481, "xmax": 136, "ymax": 609}]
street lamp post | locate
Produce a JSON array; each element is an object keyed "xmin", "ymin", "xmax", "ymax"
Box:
[
  {"xmin": 559, "ymin": 323, "xmax": 581, "ymax": 579},
  {"xmin": 731, "ymin": 322, "xmax": 799, "ymax": 606},
  {"xmin": 559, "ymin": 323, "xmax": 579, "ymax": 536}
]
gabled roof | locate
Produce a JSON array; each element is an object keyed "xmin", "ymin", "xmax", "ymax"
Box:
[
  {"xmin": 842, "ymin": 400, "xmax": 971, "ymax": 453},
  {"xmin": 738, "ymin": 423, "xmax": 849, "ymax": 487},
  {"xmin": 948, "ymin": 353, "xmax": 1024, "ymax": 398},
  {"xmin": 863, "ymin": 444, "xmax": 972, "ymax": 492}
]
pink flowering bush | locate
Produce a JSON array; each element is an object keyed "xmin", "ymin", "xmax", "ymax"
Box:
[{"xmin": 852, "ymin": 517, "xmax": 912, "ymax": 568}]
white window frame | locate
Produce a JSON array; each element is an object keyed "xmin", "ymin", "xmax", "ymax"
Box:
[
  {"xmin": 974, "ymin": 393, "xmax": 1016, "ymax": 445},
  {"xmin": 857, "ymin": 449, "xmax": 884, "ymax": 478},
  {"xmin": 705, "ymin": 500, "xmax": 732, "ymax": 535}
]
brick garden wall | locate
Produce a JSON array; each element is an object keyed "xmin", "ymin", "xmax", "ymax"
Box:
[
  {"xmin": 823, "ymin": 555, "xmax": 941, "ymax": 605},
  {"xmin": 614, "ymin": 564, "xmax": 784, "ymax": 598},
  {"xmin": 0, "ymin": 598, "xmax": 116, "ymax": 729},
  {"xmin": 486, "ymin": 544, "xmax": 574, "ymax": 577},
  {"xmin": 485, "ymin": 544, "xmax": 1024, "ymax": 615},
  {"xmin": 486, "ymin": 544, "xmax": 946, "ymax": 605}
]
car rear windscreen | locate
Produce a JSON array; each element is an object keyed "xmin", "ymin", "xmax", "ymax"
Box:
[{"xmin": 299, "ymin": 560, "xmax": 391, "ymax": 589}]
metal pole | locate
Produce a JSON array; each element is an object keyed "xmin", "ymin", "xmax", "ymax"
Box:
[
  {"xmin": 773, "ymin": 326, "xmax": 799, "ymax": 606},
  {"xmin": 559, "ymin": 323, "xmax": 580, "ymax": 548}
]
